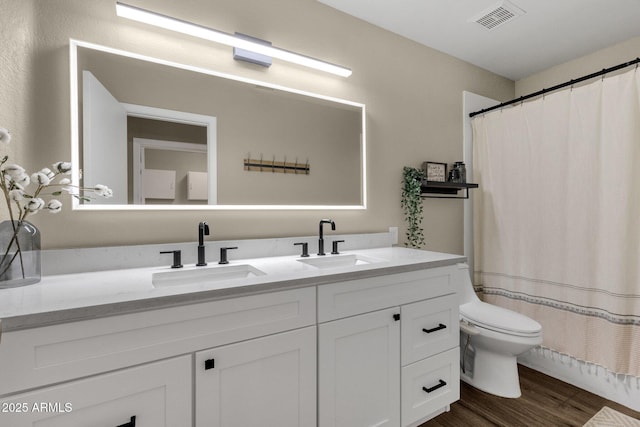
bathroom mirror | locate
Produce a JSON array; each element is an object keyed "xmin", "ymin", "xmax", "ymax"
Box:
[{"xmin": 70, "ymin": 39, "xmax": 366, "ymax": 210}]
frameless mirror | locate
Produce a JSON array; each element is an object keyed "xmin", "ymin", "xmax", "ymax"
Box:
[{"xmin": 70, "ymin": 39, "xmax": 366, "ymax": 210}]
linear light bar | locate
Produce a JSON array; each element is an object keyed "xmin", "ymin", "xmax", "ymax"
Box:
[{"xmin": 115, "ymin": 2, "xmax": 352, "ymax": 77}]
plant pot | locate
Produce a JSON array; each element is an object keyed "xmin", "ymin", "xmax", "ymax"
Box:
[{"xmin": 0, "ymin": 220, "xmax": 41, "ymax": 288}]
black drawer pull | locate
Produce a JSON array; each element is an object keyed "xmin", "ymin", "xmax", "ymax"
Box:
[
  {"xmin": 423, "ymin": 379, "xmax": 447, "ymax": 393},
  {"xmin": 116, "ymin": 416, "xmax": 136, "ymax": 427},
  {"xmin": 422, "ymin": 323, "xmax": 447, "ymax": 334},
  {"xmin": 205, "ymin": 358, "xmax": 215, "ymax": 370}
]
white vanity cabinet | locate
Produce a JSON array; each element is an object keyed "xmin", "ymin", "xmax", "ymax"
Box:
[
  {"xmin": 195, "ymin": 326, "xmax": 317, "ymax": 427},
  {"xmin": 318, "ymin": 266, "xmax": 461, "ymax": 427},
  {"xmin": 0, "ymin": 251, "xmax": 463, "ymax": 427}
]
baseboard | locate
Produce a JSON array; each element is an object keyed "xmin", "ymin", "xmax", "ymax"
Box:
[{"xmin": 518, "ymin": 347, "xmax": 640, "ymax": 412}]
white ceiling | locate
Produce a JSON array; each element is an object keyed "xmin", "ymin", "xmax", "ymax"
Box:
[{"xmin": 318, "ymin": 0, "xmax": 640, "ymax": 80}]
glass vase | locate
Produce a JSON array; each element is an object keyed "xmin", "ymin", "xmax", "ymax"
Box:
[{"xmin": 0, "ymin": 220, "xmax": 41, "ymax": 288}]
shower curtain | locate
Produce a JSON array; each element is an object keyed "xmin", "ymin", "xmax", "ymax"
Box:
[{"xmin": 471, "ymin": 67, "xmax": 640, "ymax": 377}]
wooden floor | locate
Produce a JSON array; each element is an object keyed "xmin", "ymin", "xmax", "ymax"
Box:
[{"xmin": 421, "ymin": 365, "xmax": 640, "ymax": 426}]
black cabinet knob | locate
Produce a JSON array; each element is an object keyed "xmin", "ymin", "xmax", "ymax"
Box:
[
  {"xmin": 205, "ymin": 358, "xmax": 215, "ymax": 370},
  {"xmin": 393, "ymin": 313, "xmax": 400, "ymax": 321}
]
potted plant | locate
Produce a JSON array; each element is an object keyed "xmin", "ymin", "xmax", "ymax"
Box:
[{"xmin": 401, "ymin": 166, "xmax": 425, "ymax": 248}]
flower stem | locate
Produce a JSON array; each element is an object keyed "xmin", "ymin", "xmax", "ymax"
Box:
[{"xmin": 0, "ymin": 171, "xmax": 30, "ymax": 279}]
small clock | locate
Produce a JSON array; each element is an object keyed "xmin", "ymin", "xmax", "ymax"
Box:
[{"xmin": 424, "ymin": 162, "xmax": 447, "ymax": 182}]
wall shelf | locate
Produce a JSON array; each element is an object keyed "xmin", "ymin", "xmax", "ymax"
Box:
[{"xmin": 420, "ymin": 180, "xmax": 479, "ymax": 199}]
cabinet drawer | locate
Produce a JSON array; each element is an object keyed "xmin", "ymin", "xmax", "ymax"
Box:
[
  {"xmin": 318, "ymin": 266, "xmax": 458, "ymax": 322},
  {"xmin": 401, "ymin": 294, "xmax": 459, "ymax": 365},
  {"xmin": 0, "ymin": 355, "xmax": 192, "ymax": 427},
  {"xmin": 401, "ymin": 347, "xmax": 460, "ymax": 427},
  {"xmin": 0, "ymin": 287, "xmax": 315, "ymax": 395}
]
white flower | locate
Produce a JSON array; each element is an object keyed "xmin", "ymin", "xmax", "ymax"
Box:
[
  {"xmin": 52, "ymin": 161, "xmax": 72, "ymax": 174},
  {"xmin": 26, "ymin": 198, "xmax": 45, "ymax": 213},
  {"xmin": 0, "ymin": 128, "xmax": 10, "ymax": 145},
  {"xmin": 46, "ymin": 199, "xmax": 62, "ymax": 213},
  {"xmin": 9, "ymin": 189, "xmax": 25, "ymax": 202},
  {"xmin": 94, "ymin": 184, "xmax": 113, "ymax": 198},
  {"xmin": 31, "ymin": 171, "xmax": 51, "ymax": 186},
  {"xmin": 40, "ymin": 167, "xmax": 55, "ymax": 179},
  {"xmin": 14, "ymin": 173, "xmax": 30, "ymax": 187},
  {"xmin": 4, "ymin": 164, "xmax": 25, "ymax": 179},
  {"xmin": 6, "ymin": 172, "xmax": 29, "ymax": 190},
  {"xmin": 59, "ymin": 178, "xmax": 71, "ymax": 185}
]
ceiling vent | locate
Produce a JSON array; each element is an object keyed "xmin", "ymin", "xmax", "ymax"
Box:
[{"xmin": 470, "ymin": 0, "xmax": 526, "ymax": 30}]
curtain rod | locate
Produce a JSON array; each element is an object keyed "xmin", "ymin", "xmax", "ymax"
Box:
[{"xmin": 469, "ymin": 57, "xmax": 640, "ymax": 118}]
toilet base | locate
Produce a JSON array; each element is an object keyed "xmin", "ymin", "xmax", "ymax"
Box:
[{"xmin": 460, "ymin": 347, "xmax": 522, "ymax": 398}]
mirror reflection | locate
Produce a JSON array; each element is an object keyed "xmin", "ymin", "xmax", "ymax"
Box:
[{"xmin": 71, "ymin": 40, "xmax": 366, "ymax": 209}]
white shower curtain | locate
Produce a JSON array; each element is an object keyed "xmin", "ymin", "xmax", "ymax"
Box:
[{"xmin": 472, "ymin": 67, "xmax": 640, "ymax": 376}]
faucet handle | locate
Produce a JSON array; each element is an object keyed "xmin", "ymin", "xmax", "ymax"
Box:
[
  {"xmin": 294, "ymin": 242, "xmax": 309, "ymax": 257},
  {"xmin": 331, "ymin": 240, "xmax": 345, "ymax": 255},
  {"xmin": 160, "ymin": 250, "xmax": 183, "ymax": 268},
  {"xmin": 219, "ymin": 247, "xmax": 238, "ymax": 264}
]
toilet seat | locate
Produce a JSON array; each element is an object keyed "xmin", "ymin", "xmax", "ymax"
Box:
[{"xmin": 460, "ymin": 301, "xmax": 542, "ymax": 338}]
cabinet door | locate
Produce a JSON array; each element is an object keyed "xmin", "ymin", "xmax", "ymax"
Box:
[
  {"xmin": 195, "ymin": 326, "xmax": 316, "ymax": 427},
  {"xmin": 0, "ymin": 355, "xmax": 191, "ymax": 427},
  {"xmin": 319, "ymin": 308, "xmax": 400, "ymax": 427}
]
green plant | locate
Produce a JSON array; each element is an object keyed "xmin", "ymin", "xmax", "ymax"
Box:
[{"xmin": 401, "ymin": 166, "xmax": 426, "ymax": 248}]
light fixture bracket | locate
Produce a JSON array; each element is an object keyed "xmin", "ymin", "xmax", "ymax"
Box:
[{"xmin": 233, "ymin": 33, "xmax": 272, "ymax": 68}]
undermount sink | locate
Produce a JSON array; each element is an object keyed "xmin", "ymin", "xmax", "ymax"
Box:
[
  {"xmin": 297, "ymin": 253, "xmax": 384, "ymax": 269},
  {"xmin": 152, "ymin": 264, "xmax": 266, "ymax": 287}
]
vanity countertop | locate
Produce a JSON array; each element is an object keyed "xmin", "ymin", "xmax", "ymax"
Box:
[{"xmin": 0, "ymin": 247, "xmax": 465, "ymax": 332}]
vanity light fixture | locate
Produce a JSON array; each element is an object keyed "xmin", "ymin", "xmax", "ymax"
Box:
[{"xmin": 115, "ymin": 2, "xmax": 352, "ymax": 77}]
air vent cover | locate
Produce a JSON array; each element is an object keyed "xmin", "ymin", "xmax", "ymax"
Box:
[{"xmin": 470, "ymin": 0, "xmax": 525, "ymax": 30}]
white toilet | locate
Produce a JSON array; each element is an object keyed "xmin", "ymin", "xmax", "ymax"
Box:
[{"xmin": 457, "ymin": 264, "xmax": 542, "ymax": 398}]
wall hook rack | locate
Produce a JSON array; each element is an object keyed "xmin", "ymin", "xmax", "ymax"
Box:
[{"xmin": 244, "ymin": 154, "xmax": 310, "ymax": 175}]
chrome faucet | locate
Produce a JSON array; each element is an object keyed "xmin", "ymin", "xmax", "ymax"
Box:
[
  {"xmin": 318, "ymin": 219, "xmax": 336, "ymax": 256},
  {"xmin": 197, "ymin": 221, "xmax": 210, "ymax": 266}
]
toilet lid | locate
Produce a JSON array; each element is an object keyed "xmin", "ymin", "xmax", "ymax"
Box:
[{"xmin": 460, "ymin": 301, "xmax": 542, "ymax": 337}]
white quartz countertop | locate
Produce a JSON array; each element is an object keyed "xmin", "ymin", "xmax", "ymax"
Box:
[{"xmin": 0, "ymin": 247, "xmax": 465, "ymax": 331}]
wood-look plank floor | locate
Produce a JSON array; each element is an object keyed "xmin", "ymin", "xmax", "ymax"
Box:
[{"xmin": 420, "ymin": 365, "xmax": 640, "ymax": 427}]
